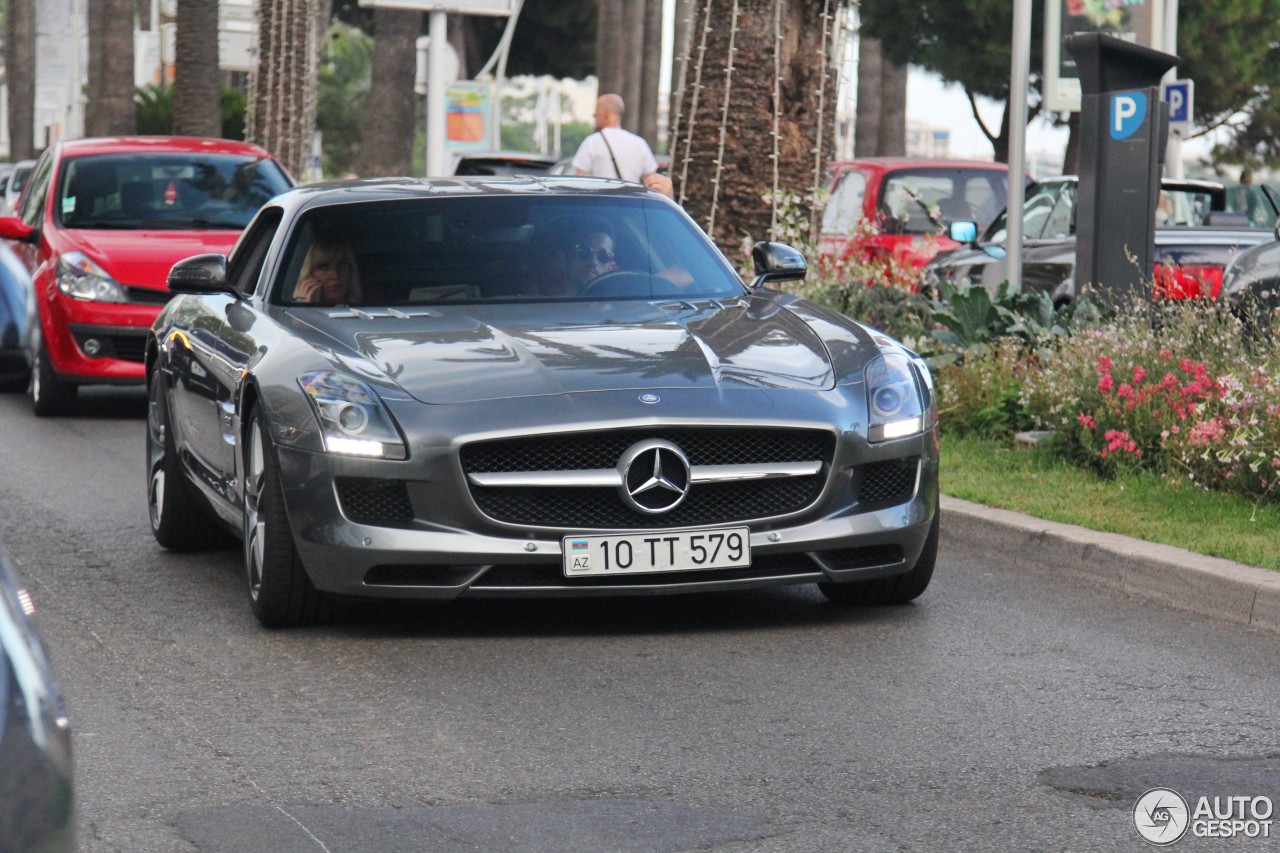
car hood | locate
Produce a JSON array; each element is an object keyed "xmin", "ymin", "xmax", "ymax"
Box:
[
  {"xmin": 287, "ymin": 296, "xmax": 852, "ymax": 404},
  {"xmin": 62, "ymin": 229, "xmax": 242, "ymax": 290}
]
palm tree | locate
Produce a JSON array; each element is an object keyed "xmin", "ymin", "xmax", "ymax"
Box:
[
  {"xmin": 672, "ymin": 0, "xmax": 839, "ymax": 254},
  {"xmin": 173, "ymin": 0, "xmax": 222, "ymax": 137},
  {"xmin": 85, "ymin": 0, "xmax": 136, "ymax": 137},
  {"xmin": 595, "ymin": 0, "xmax": 662, "ymax": 148},
  {"xmin": 251, "ymin": 0, "xmax": 327, "ymax": 177},
  {"xmin": 355, "ymin": 8, "xmax": 420, "ymax": 178},
  {"xmin": 6, "ymin": 0, "xmax": 37, "ymax": 158}
]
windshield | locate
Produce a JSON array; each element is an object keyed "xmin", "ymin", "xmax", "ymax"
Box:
[
  {"xmin": 56, "ymin": 152, "xmax": 291, "ymax": 230},
  {"xmin": 277, "ymin": 196, "xmax": 747, "ymax": 306},
  {"xmin": 878, "ymin": 167, "xmax": 1009, "ymax": 235}
]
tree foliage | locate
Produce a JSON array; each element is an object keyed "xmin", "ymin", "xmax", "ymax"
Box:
[
  {"xmin": 859, "ymin": 0, "xmax": 1280, "ymax": 168},
  {"xmin": 1177, "ymin": 0, "xmax": 1280, "ymax": 168},
  {"xmin": 859, "ymin": 0, "xmax": 1046, "ymax": 163}
]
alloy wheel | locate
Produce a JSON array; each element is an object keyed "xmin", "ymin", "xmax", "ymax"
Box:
[{"xmin": 244, "ymin": 421, "xmax": 267, "ymax": 602}]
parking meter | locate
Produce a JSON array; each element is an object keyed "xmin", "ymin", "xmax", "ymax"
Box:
[{"xmin": 1066, "ymin": 33, "xmax": 1176, "ymax": 303}]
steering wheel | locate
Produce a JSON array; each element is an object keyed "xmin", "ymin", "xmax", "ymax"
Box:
[{"xmin": 579, "ymin": 270, "xmax": 652, "ymax": 298}]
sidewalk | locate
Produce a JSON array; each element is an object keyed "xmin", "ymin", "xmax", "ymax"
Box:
[{"xmin": 941, "ymin": 495, "xmax": 1280, "ymax": 634}]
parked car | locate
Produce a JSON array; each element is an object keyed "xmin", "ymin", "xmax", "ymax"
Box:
[
  {"xmin": 820, "ymin": 157, "xmax": 1017, "ymax": 269},
  {"xmin": 0, "ymin": 241, "xmax": 35, "ymax": 392},
  {"xmin": 924, "ymin": 177, "xmax": 1279, "ymax": 304},
  {"xmin": 0, "ymin": 542, "xmax": 74, "ymax": 852},
  {"xmin": 549, "ymin": 153, "xmax": 670, "ymax": 178},
  {"xmin": 0, "ymin": 136, "xmax": 293, "ymax": 416},
  {"xmin": 450, "ymin": 150, "xmax": 559, "ymax": 177},
  {"xmin": 1220, "ymin": 221, "xmax": 1280, "ymax": 333},
  {"xmin": 146, "ymin": 176, "xmax": 940, "ymax": 626},
  {"xmin": 1, "ymin": 159, "xmax": 36, "ymax": 216}
]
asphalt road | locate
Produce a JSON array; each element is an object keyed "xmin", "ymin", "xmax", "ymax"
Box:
[{"xmin": 2, "ymin": 387, "xmax": 1279, "ymax": 852}]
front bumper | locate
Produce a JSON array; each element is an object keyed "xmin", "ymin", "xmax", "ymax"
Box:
[
  {"xmin": 40, "ymin": 292, "xmax": 160, "ymax": 384},
  {"xmin": 273, "ymin": 412, "xmax": 940, "ymax": 600}
]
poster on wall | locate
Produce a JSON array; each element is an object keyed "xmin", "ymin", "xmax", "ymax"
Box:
[{"xmin": 1043, "ymin": 0, "xmax": 1168, "ymax": 111}]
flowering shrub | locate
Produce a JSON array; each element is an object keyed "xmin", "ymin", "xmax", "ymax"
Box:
[{"xmin": 1019, "ymin": 298, "xmax": 1280, "ymax": 500}]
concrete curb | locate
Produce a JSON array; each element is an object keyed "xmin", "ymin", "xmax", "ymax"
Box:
[{"xmin": 941, "ymin": 495, "xmax": 1280, "ymax": 634}]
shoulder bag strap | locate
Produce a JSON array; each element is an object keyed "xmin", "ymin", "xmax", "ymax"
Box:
[{"xmin": 598, "ymin": 130, "xmax": 624, "ymax": 180}]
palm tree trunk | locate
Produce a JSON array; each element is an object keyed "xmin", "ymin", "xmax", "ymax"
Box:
[
  {"xmin": 173, "ymin": 0, "xmax": 222, "ymax": 138},
  {"xmin": 85, "ymin": 0, "xmax": 137, "ymax": 137},
  {"xmin": 5, "ymin": 0, "xmax": 35, "ymax": 159},
  {"xmin": 355, "ymin": 8, "xmax": 421, "ymax": 178},
  {"xmin": 674, "ymin": 0, "xmax": 837, "ymax": 254},
  {"xmin": 636, "ymin": 0, "xmax": 662, "ymax": 148},
  {"xmin": 250, "ymin": 0, "xmax": 325, "ymax": 178}
]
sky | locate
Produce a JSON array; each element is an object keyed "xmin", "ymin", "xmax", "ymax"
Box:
[{"xmin": 906, "ymin": 67, "xmax": 1215, "ymax": 167}]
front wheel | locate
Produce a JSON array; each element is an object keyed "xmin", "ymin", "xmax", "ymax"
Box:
[
  {"xmin": 819, "ymin": 508, "xmax": 938, "ymax": 606},
  {"xmin": 30, "ymin": 338, "xmax": 77, "ymax": 417},
  {"xmin": 243, "ymin": 406, "xmax": 332, "ymax": 628}
]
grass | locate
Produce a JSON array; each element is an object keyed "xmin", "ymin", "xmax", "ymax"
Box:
[{"xmin": 941, "ymin": 434, "xmax": 1280, "ymax": 572}]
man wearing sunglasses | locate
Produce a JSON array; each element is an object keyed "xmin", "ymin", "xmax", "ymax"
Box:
[{"xmin": 565, "ymin": 221, "xmax": 619, "ymax": 293}]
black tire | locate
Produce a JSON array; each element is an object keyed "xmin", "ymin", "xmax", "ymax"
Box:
[
  {"xmin": 29, "ymin": 338, "xmax": 77, "ymax": 417},
  {"xmin": 243, "ymin": 406, "xmax": 331, "ymax": 628},
  {"xmin": 819, "ymin": 507, "xmax": 939, "ymax": 606},
  {"xmin": 146, "ymin": 370, "xmax": 226, "ymax": 551}
]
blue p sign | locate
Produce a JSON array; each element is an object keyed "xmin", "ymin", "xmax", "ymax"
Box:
[{"xmin": 1110, "ymin": 92, "xmax": 1147, "ymax": 140}]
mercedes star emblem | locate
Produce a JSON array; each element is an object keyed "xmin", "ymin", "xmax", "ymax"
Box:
[{"xmin": 617, "ymin": 439, "xmax": 691, "ymax": 514}]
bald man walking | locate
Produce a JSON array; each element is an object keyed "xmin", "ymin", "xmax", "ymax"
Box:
[{"xmin": 571, "ymin": 93, "xmax": 659, "ymax": 185}]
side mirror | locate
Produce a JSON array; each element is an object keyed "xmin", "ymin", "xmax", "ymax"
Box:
[
  {"xmin": 948, "ymin": 221, "xmax": 979, "ymax": 244},
  {"xmin": 167, "ymin": 253, "xmax": 230, "ymax": 294},
  {"xmin": 0, "ymin": 215, "xmax": 37, "ymax": 244},
  {"xmin": 750, "ymin": 241, "xmax": 807, "ymax": 288}
]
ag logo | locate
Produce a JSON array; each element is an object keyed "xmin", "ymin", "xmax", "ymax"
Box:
[
  {"xmin": 1134, "ymin": 787, "xmax": 1190, "ymax": 845},
  {"xmin": 1111, "ymin": 91, "xmax": 1148, "ymax": 140}
]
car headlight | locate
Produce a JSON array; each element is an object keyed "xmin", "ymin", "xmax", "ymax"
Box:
[
  {"xmin": 866, "ymin": 353, "xmax": 926, "ymax": 442},
  {"xmin": 57, "ymin": 251, "xmax": 127, "ymax": 302},
  {"xmin": 299, "ymin": 371, "xmax": 407, "ymax": 460}
]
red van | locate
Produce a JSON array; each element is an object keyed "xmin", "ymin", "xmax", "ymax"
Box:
[{"xmin": 820, "ymin": 157, "xmax": 1014, "ymax": 271}]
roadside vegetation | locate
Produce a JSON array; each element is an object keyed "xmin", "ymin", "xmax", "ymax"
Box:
[{"xmin": 768, "ymin": 212, "xmax": 1280, "ymax": 569}]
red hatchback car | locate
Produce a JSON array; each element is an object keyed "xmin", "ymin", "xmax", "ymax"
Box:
[
  {"xmin": 820, "ymin": 157, "xmax": 1015, "ymax": 271},
  {"xmin": 0, "ymin": 136, "xmax": 292, "ymax": 415}
]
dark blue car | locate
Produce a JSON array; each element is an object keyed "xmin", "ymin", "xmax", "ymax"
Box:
[{"xmin": 0, "ymin": 242, "xmax": 34, "ymax": 392}]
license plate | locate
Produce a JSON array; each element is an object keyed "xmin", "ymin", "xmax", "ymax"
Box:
[{"xmin": 563, "ymin": 527, "xmax": 751, "ymax": 577}]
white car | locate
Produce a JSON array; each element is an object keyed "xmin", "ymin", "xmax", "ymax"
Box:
[{"xmin": 0, "ymin": 159, "xmax": 35, "ymax": 216}]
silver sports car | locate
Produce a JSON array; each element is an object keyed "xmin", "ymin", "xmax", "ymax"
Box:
[{"xmin": 146, "ymin": 177, "xmax": 939, "ymax": 627}]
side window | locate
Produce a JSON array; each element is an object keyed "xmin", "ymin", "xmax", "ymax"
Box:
[
  {"xmin": 226, "ymin": 208, "xmax": 282, "ymax": 296},
  {"xmin": 821, "ymin": 171, "xmax": 867, "ymax": 235},
  {"xmin": 1043, "ymin": 183, "xmax": 1075, "ymax": 238},
  {"xmin": 18, "ymin": 152, "xmax": 54, "ymax": 227}
]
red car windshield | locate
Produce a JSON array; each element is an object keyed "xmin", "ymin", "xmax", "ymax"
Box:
[
  {"xmin": 56, "ymin": 152, "xmax": 291, "ymax": 230},
  {"xmin": 878, "ymin": 167, "xmax": 1009, "ymax": 236}
]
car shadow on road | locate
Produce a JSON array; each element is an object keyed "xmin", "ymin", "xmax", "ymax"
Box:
[
  {"xmin": 63, "ymin": 386, "xmax": 149, "ymax": 420},
  {"xmin": 326, "ymin": 588, "xmax": 931, "ymax": 640}
]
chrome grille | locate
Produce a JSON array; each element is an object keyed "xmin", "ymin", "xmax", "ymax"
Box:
[
  {"xmin": 462, "ymin": 428, "xmax": 831, "ymax": 472},
  {"xmin": 462, "ymin": 427, "xmax": 833, "ymax": 529}
]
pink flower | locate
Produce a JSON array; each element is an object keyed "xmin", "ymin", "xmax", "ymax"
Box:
[
  {"xmin": 1096, "ymin": 355, "xmax": 1112, "ymax": 373},
  {"xmin": 1158, "ymin": 348, "xmax": 1173, "ymax": 361},
  {"xmin": 1077, "ymin": 413, "xmax": 1096, "ymax": 430},
  {"xmin": 1098, "ymin": 374, "xmax": 1114, "ymax": 393},
  {"xmin": 1132, "ymin": 365, "xmax": 1147, "ymax": 384}
]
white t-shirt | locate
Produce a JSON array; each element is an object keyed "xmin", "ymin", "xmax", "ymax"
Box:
[{"xmin": 571, "ymin": 128, "xmax": 659, "ymax": 184}]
